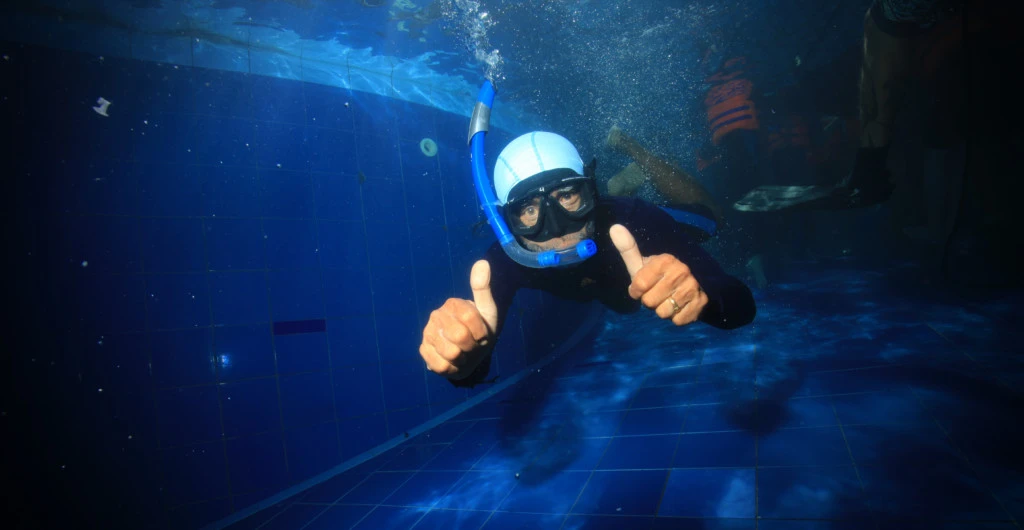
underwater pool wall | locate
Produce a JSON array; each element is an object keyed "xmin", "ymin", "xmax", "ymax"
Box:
[{"xmin": 0, "ymin": 33, "xmax": 600, "ymax": 530}]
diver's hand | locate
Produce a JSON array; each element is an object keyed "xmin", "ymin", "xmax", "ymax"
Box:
[
  {"xmin": 419, "ymin": 260, "xmax": 499, "ymax": 380},
  {"xmin": 610, "ymin": 224, "xmax": 708, "ymax": 326}
]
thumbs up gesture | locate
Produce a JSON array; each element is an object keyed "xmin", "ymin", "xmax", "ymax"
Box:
[
  {"xmin": 610, "ymin": 224, "xmax": 708, "ymax": 326},
  {"xmin": 420, "ymin": 260, "xmax": 500, "ymax": 381}
]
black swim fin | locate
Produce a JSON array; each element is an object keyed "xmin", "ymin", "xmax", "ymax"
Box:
[
  {"xmin": 735, "ymin": 146, "xmax": 895, "ymax": 212},
  {"xmin": 733, "ymin": 170, "xmax": 894, "ymax": 213}
]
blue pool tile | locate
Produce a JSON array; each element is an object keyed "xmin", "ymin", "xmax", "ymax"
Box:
[
  {"xmin": 251, "ymin": 76, "xmax": 305, "ymax": 125},
  {"xmin": 632, "ymin": 385, "xmax": 698, "ymax": 409},
  {"xmin": 617, "ymin": 406, "xmax": 686, "ymax": 436},
  {"xmin": 226, "ymin": 431, "xmax": 289, "ymax": 495},
  {"xmin": 200, "ymin": 166, "xmax": 262, "ymax": 218},
  {"xmin": 134, "ymin": 113, "xmax": 196, "ymax": 165},
  {"xmin": 323, "ymin": 265, "xmax": 374, "ymax": 318},
  {"xmin": 261, "ymin": 169, "xmax": 315, "ymax": 219},
  {"xmin": 78, "ymin": 274, "xmax": 146, "ymax": 333},
  {"xmin": 351, "ymin": 505, "xmax": 424, "ymax": 529},
  {"xmin": 131, "ymin": 62, "xmax": 197, "ymax": 114},
  {"xmin": 312, "ymin": 171, "xmax": 363, "ymax": 222},
  {"xmin": 421, "ymin": 436, "xmax": 495, "ymax": 471},
  {"xmin": 757, "ymin": 521, "xmax": 860, "ymax": 530},
  {"xmin": 798, "ymin": 367, "xmax": 896, "ymax": 396},
  {"xmin": 499, "ymin": 470, "xmax": 590, "ymax": 514},
  {"xmin": 759, "ymin": 426, "xmax": 853, "ymax": 467},
  {"xmin": 318, "ymin": 219, "xmax": 367, "ymax": 270},
  {"xmin": 411, "ymin": 508, "xmax": 492, "ymax": 530},
  {"xmin": 550, "ymin": 437, "xmax": 612, "ymax": 471},
  {"xmin": 650, "ymin": 517, "xmax": 755, "ymax": 529},
  {"xmin": 859, "ymin": 463, "xmax": 1007, "ymax": 521},
  {"xmin": 274, "ymin": 331, "xmax": 329, "ymax": 374},
  {"xmin": 395, "ymin": 103, "xmax": 436, "ymax": 142},
  {"xmin": 687, "ymin": 381, "xmax": 736, "ymax": 405},
  {"xmin": 304, "ymin": 84, "xmax": 354, "ymax": 131},
  {"xmin": 382, "ymin": 470, "xmax": 464, "ymax": 508},
  {"xmin": 363, "ymin": 180, "xmax": 409, "ymax": 229},
  {"xmin": 149, "ymin": 328, "xmax": 215, "ymax": 387},
  {"xmin": 561, "ymin": 515, "xmax": 655, "ymax": 529},
  {"xmin": 64, "ymin": 215, "xmax": 140, "ymax": 274},
  {"xmin": 757, "ymin": 466, "xmax": 868, "ymax": 519},
  {"xmin": 341, "ymin": 471, "xmax": 414, "ymax": 504},
  {"xmin": 140, "ymin": 218, "xmax": 205, "ymax": 273},
  {"xmin": 194, "ymin": 69, "xmax": 252, "ymax": 118},
  {"xmin": 285, "ymin": 421, "xmax": 340, "ymax": 483},
  {"xmin": 572, "ymin": 469, "xmax": 669, "ymax": 516},
  {"xmin": 219, "ymin": 377, "xmax": 280, "ymax": 437},
  {"xmin": 659, "ymin": 468, "xmax": 755, "ymax": 518},
  {"xmin": 209, "ymin": 271, "xmax": 269, "ymax": 326},
  {"xmin": 386, "ymin": 407, "xmax": 432, "ymax": 439},
  {"xmin": 435, "ymin": 470, "xmax": 519, "ymax": 511},
  {"xmin": 830, "ymin": 391, "xmax": 932, "ymax": 426},
  {"xmin": 192, "ymin": 115, "xmax": 256, "ymax": 167},
  {"xmin": 279, "ymin": 371, "xmax": 334, "ymax": 428},
  {"xmin": 168, "ymin": 498, "xmax": 231, "ymax": 530},
  {"xmin": 683, "ymin": 403, "xmax": 739, "ymax": 433},
  {"xmin": 276, "ymin": 318, "xmax": 327, "ymax": 336},
  {"xmin": 255, "ymin": 122, "xmax": 307, "ymax": 170},
  {"xmin": 481, "ymin": 512, "xmax": 566, "ymax": 529},
  {"xmin": 307, "ymin": 127, "xmax": 359, "ymax": 174},
  {"xmin": 267, "ymin": 269, "xmax": 324, "ymax": 322},
  {"xmin": 264, "ymin": 218, "xmax": 319, "ymax": 270},
  {"xmin": 159, "ymin": 441, "xmax": 228, "ymax": 506},
  {"xmin": 576, "ymin": 411, "xmax": 627, "ymax": 438},
  {"xmin": 842, "ymin": 424, "xmax": 960, "ymax": 467},
  {"xmin": 400, "ymin": 139, "xmax": 440, "ymax": 184},
  {"xmin": 338, "ymin": 413, "xmax": 389, "ymax": 460},
  {"xmin": 672, "ymin": 431, "xmax": 756, "ymax": 468},
  {"xmin": 369, "ymin": 272, "xmax": 417, "ymax": 320},
  {"xmin": 144, "ymin": 273, "xmax": 210, "ymax": 330},
  {"xmin": 223, "ymin": 498, "xmax": 286, "ymax": 530},
  {"xmin": 780, "ymin": 396, "xmax": 838, "ymax": 429},
  {"xmin": 334, "ymin": 363, "xmax": 385, "ymax": 417},
  {"xmin": 415, "ymin": 422, "xmax": 473, "ymax": 445},
  {"xmin": 298, "ymin": 470, "xmax": 368, "ymax": 503},
  {"xmin": 302, "ymin": 504, "xmax": 374, "ymax": 530},
  {"xmin": 376, "ymin": 312, "xmax": 421, "ymax": 362},
  {"xmin": 598, "ymin": 434, "xmax": 678, "ymax": 470},
  {"xmin": 205, "ymin": 218, "xmax": 266, "ymax": 270},
  {"xmin": 136, "ymin": 163, "xmax": 203, "ymax": 217},
  {"xmin": 260, "ymin": 504, "xmax": 328, "ymax": 530},
  {"xmin": 405, "ymin": 212, "xmax": 447, "ymax": 262},
  {"xmin": 642, "ymin": 365, "xmax": 700, "ymax": 388},
  {"xmin": 380, "ymin": 444, "xmax": 447, "ymax": 472},
  {"xmin": 155, "ymin": 385, "xmax": 222, "ymax": 447}
]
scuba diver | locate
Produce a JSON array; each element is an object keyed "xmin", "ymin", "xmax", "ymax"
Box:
[{"xmin": 418, "ymin": 131, "xmax": 757, "ymax": 387}]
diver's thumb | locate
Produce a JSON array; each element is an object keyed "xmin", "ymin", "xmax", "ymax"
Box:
[{"xmin": 469, "ymin": 259, "xmax": 498, "ymax": 333}]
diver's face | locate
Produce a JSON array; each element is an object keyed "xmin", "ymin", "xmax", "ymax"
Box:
[{"xmin": 515, "ymin": 186, "xmax": 593, "ymax": 251}]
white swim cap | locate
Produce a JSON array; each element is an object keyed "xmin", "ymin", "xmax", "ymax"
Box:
[{"xmin": 493, "ymin": 131, "xmax": 585, "ymax": 205}]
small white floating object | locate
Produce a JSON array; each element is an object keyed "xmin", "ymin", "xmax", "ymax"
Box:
[
  {"xmin": 93, "ymin": 97, "xmax": 111, "ymax": 117},
  {"xmin": 794, "ymin": 55, "xmax": 802, "ymax": 67}
]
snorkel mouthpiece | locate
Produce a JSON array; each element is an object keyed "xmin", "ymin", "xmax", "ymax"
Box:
[{"xmin": 468, "ymin": 81, "xmax": 598, "ymax": 268}]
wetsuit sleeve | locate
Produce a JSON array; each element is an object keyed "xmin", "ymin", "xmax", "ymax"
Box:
[
  {"xmin": 628, "ymin": 200, "xmax": 756, "ymax": 329},
  {"xmin": 448, "ymin": 244, "xmax": 521, "ymax": 388}
]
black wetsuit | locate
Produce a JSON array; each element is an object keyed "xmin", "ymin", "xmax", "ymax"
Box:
[{"xmin": 453, "ymin": 196, "xmax": 757, "ymax": 387}]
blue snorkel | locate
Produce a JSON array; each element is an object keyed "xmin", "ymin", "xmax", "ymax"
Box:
[{"xmin": 468, "ymin": 81, "xmax": 598, "ymax": 268}]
